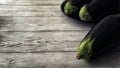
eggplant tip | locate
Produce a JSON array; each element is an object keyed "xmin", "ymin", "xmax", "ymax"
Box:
[{"xmin": 76, "ymin": 53, "xmax": 81, "ymax": 60}]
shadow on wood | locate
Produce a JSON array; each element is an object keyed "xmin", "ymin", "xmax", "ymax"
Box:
[
  {"xmin": 62, "ymin": 13, "xmax": 96, "ymax": 28},
  {"xmin": 0, "ymin": 17, "xmax": 7, "ymax": 29}
]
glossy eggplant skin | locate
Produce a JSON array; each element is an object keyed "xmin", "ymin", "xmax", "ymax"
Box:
[
  {"xmin": 90, "ymin": 15, "xmax": 120, "ymax": 59},
  {"xmin": 77, "ymin": 15, "xmax": 120, "ymax": 60},
  {"xmin": 86, "ymin": 0, "xmax": 119, "ymax": 21},
  {"xmin": 69, "ymin": 0, "xmax": 91, "ymax": 8}
]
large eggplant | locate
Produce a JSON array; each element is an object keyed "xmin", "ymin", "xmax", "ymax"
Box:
[{"xmin": 77, "ymin": 15, "xmax": 120, "ymax": 60}]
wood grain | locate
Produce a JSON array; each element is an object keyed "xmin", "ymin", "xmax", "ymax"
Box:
[
  {"xmin": 0, "ymin": 5, "xmax": 62, "ymax": 17},
  {"xmin": 0, "ymin": 0, "xmax": 64, "ymax": 5},
  {"xmin": 0, "ymin": 52, "xmax": 119, "ymax": 68},
  {"xmin": 0, "ymin": 17, "xmax": 92, "ymax": 31},
  {"xmin": 0, "ymin": 31, "xmax": 88, "ymax": 52}
]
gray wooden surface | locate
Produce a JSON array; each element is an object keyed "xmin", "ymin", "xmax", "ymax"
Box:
[{"xmin": 0, "ymin": 0, "xmax": 119, "ymax": 68}]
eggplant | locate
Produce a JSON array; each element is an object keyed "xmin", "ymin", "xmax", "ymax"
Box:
[
  {"xmin": 64, "ymin": 1, "xmax": 79, "ymax": 16},
  {"xmin": 69, "ymin": 0, "xmax": 89, "ymax": 8},
  {"xmin": 61, "ymin": 0, "xmax": 79, "ymax": 18},
  {"xmin": 76, "ymin": 15, "xmax": 120, "ymax": 60},
  {"xmin": 61, "ymin": 0, "xmax": 94, "ymax": 23},
  {"xmin": 79, "ymin": 4, "xmax": 93, "ymax": 22},
  {"xmin": 60, "ymin": 0, "xmax": 92, "ymax": 19}
]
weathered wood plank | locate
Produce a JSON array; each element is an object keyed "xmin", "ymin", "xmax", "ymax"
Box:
[
  {"xmin": 0, "ymin": 0, "xmax": 63, "ymax": 5},
  {"xmin": 0, "ymin": 5, "xmax": 80, "ymax": 17},
  {"xmin": 0, "ymin": 10, "xmax": 62, "ymax": 17},
  {"xmin": 0, "ymin": 5, "xmax": 59, "ymax": 11},
  {"xmin": 0, "ymin": 6, "xmax": 62, "ymax": 16},
  {"xmin": 0, "ymin": 5, "xmax": 62, "ymax": 17},
  {"xmin": 0, "ymin": 31, "xmax": 88, "ymax": 52},
  {"xmin": 0, "ymin": 31, "xmax": 119, "ymax": 53},
  {"xmin": 0, "ymin": 17, "xmax": 92, "ymax": 31},
  {"xmin": 0, "ymin": 52, "xmax": 119, "ymax": 68}
]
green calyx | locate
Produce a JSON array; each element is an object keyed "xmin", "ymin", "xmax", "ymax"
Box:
[
  {"xmin": 64, "ymin": 1, "xmax": 78, "ymax": 15},
  {"xmin": 77, "ymin": 36, "xmax": 95, "ymax": 60},
  {"xmin": 79, "ymin": 4, "xmax": 93, "ymax": 21}
]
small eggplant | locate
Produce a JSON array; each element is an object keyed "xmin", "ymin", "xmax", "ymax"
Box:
[
  {"xmin": 60, "ymin": 0, "xmax": 92, "ymax": 18},
  {"xmin": 61, "ymin": 0, "xmax": 79, "ymax": 18}
]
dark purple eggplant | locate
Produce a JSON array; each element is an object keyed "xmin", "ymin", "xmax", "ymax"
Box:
[
  {"xmin": 61, "ymin": 0, "xmax": 79, "ymax": 18},
  {"xmin": 76, "ymin": 15, "xmax": 120, "ymax": 60}
]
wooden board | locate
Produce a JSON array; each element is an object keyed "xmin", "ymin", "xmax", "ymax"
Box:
[
  {"xmin": 0, "ymin": 17, "xmax": 92, "ymax": 31},
  {"xmin": 0, "ymin": 0, "xmax": 119, "ymax": 68},
  {"xmin": 0, "ymin": 31, "xmax": 88, "ymax": 52},
  {"xmin": 0, "ymin": 0, "xmax": 64, "ymax": 5}
]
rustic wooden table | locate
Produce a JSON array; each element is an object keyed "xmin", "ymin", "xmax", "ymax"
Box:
[{"xmin": 0, "ymin": 0, "xmax": 120, "ymax": 68}]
